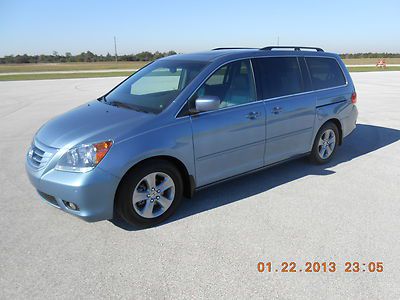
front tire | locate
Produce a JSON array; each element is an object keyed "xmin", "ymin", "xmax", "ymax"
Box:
[
  {"xmin": 310, "ymin": 122, "xmax": 339, "ymax": 164},
  {"xmin": 116, "ymin": 159, "xmax": 183, "ymax": 227}
]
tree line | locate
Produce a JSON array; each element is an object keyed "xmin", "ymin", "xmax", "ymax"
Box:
[
  {"xmin": 1, "ymin": 50, "xmax": 399, "ymax": 64},
  {"xmin": 0, "ymin": 50, "xmax": 177, "ymax": 64}
]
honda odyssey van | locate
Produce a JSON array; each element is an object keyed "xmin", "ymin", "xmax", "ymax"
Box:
[{"xmin": 26, "ymin": 46, "xmax": 358, "ymax": 226}]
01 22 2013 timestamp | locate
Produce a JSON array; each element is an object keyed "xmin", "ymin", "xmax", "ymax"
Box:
[{"xmin": 257, "ymin": 261, "xmax": 384, "ymax": 273}]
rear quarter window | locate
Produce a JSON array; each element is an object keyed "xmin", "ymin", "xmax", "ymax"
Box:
[{"xmin": 305, "ymin": 57, "xmax": 346, "ymax": 90}]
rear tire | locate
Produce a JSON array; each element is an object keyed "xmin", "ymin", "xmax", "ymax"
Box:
[
  {"xmin": 310, "ymin": 122, "xmax": 339, "ymax": 164},
  {"xmin": 116, "ymin": 159, "xmax": 183, "ymax": 227}
]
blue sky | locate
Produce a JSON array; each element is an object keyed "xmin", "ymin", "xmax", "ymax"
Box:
[{"xmin": 0, "ymin": 0, "xmax": 399, "ymax": 56}]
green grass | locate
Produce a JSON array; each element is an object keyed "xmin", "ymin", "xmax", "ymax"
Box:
[
  {"xmin": 0, "ymin": 71, "xmax": 133, "ymax": 81},
  {"xmin": 0, "ymin": 61, "xmax": 148, "ymax": 73},
  {"xmin": 342, "ymin": 58, "xmax": 400, "ymax": 65},
  {"xmin": 347, "ymin": 66, "xmax": 400, "ymax": 72}
]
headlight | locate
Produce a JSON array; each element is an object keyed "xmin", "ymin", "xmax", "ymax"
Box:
[{"xmin": 55, "ymin": 141, "xmax": 113, "ymax": 173}]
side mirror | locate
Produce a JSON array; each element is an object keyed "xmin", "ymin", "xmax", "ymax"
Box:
[{"xmin": 194, "ymin": 96, "xmax": 220, "ymax": 113}]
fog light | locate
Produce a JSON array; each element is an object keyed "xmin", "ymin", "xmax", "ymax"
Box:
[{"xmin": 63, "ymin": 201, "xmax": 78, "ymax": 211}]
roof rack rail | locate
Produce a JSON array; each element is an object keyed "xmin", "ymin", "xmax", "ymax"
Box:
[
  {"xmin": 212, "ymin": 47, "xmax": 256, "ymax": 50},
  {"xmin": 260, "ymin": 46, "xmax": 324, "ymax": 52}
]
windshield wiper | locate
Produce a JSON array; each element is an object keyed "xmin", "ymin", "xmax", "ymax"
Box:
[
  {"xmin": 98, "ymin": 95, "xmax": 107, "ymax": 102},
  {"xmin": 109, "ymin": 101, "xmax": 151, "ymax": 113}
]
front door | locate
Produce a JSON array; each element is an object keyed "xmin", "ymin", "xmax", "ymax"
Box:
[{"xmin": 190, "ymin": 59, "xmax": 266, "ymax": 187}]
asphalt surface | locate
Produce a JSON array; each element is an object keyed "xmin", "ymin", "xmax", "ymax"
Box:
[{"xmin": 0, "ymin": 72, "xmax": 399, "ymax": 299}]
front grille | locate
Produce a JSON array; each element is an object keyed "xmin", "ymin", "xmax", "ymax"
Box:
[
  {"xmin": 30, "ymin": 145, "xmax": 45, "ymax": 167},
  {"xmin": 28, "ymin": 141, "xmax": 55, "ymax": 170}
]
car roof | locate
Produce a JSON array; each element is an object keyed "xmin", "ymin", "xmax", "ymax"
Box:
[
  {"xmin": 162, "ymin": 49, "xmax": 255, "ymax": 62},
  {"xmin": 163, "ymin": 48, "xmax": 339, "ymax": 63}
]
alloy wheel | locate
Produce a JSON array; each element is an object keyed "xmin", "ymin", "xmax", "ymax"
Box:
[
  {"xmin": 132, "ymin": 172, "xmax": 175, "ymax": 218},
  {"xmin": 318, "ymin": 129, "xmax": 336, "ymax": 159}
]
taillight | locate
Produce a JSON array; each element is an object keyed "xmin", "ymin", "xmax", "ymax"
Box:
[{"xmin": 351, "ymin": 92, "xmax": 357, "ymax": 104}]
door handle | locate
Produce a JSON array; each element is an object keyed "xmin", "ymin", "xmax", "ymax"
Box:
[
  {"xmin": 245, "ymin": 111, "xmax": 261, "ymax": 120},
  {"xmin": 272, "ymin": 106, "xmax": 282, "ymax": 114}
]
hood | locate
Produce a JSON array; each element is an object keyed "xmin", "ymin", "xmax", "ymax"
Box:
[{"xmin": 36, "ymin": 100, "xmax": 154, "ymax": 148}]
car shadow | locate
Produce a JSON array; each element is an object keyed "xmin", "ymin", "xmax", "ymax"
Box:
[{"xmin": 110, "ymin": 123, "xmax": 400, "ymax": 231}]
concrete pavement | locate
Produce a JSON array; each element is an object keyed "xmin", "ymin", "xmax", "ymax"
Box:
[{"xmin": 0, "ymin": 73, "xmax": 399, "ymax": 299}]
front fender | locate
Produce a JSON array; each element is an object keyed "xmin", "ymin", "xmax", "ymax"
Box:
[{"xmin": 98, "ymin": 117, "xmax": 195, "ymax": 181}]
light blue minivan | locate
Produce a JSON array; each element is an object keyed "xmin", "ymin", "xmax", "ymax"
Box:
[{"xmin": 26, "ymin": 46, "xmax": 358, "ymax": 226}]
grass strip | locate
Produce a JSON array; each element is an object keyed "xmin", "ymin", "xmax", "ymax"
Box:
[
  {"xmin": 0, "ymin": 71, "xmax": 133, "ymax": 81},
  {"xmin": 347, "ymin": 66, "xmax": 400, "ymax": 72}
]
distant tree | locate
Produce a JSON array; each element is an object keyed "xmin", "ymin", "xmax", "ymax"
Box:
[
  {"xmin": 75, "ymin": 52, "xmax": 85, "ymax": 62},
  {"xmin": 14, "ymin": 54, "xmax": 30, "ymax": 63},
  {"xmin": 65, "ymin": 52, "xmax": 72, "ymax": 62},
  {"xmin": 0, "ymin": 55, "xmax": 13, "ymax": 64},
  {"xmin": 84, "ymin": 51, "xmax": 96, "ymax": 62},
  {"xmin": 135, "ymin": 51, "xmax": 153, "ymax": 61},
  {"xmin": 153, "ymin": 51, "xmax": 164, "ymax": 60}
]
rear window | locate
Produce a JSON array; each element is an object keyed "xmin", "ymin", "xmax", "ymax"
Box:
[
  {"xmin": 305, "ymin": 57, "xmax": 346, "ymax": 90},
  {"xmin": 253, "ymin": 57, "xmax": 303, "ymax": 99}
]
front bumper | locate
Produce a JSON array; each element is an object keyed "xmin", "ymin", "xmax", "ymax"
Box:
[{"xmin": 26, "ymin": 158, "xmax": 120, "ymax": 222}]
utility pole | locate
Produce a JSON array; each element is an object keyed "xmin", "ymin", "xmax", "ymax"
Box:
[
  {"xmin": 277, "ymin": 36, "xmax": 280, "ymax": 46},
  {"xmin": 114, "ymin": 36, "xmax": 118, "ymax": 62}
]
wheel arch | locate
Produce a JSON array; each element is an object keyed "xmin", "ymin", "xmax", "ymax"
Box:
[
  {"xmin": 114, "ymin": 155, "xmax": 195, "ymax": 211},
  {"xmin": 320, "ymin": 118, "xmax": 343, "ymax": 145}
]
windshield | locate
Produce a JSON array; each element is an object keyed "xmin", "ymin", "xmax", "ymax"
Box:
[{"xmin": 103, "ymin": 59, "xmax": 208, "ymax": 113}]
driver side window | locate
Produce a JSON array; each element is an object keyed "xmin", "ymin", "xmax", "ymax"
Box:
[{"xmin": 192, "ymin": 59, "xmax": 256, "ymax": 110}]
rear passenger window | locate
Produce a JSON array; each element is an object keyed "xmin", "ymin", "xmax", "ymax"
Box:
[
  {"xmin": 254, "ymin": 57, "xmax": 303, "ymax": 99},
  {"xmin": 305, "ymin": 57, "xmax": 346, "ymax": 90}
]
